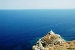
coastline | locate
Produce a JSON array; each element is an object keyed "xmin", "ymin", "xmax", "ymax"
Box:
[{"xmin": 32, "ymin": 30, "xmax": 75, "ymax": 50}]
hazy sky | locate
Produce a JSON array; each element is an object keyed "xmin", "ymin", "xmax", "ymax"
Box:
[{"xmin": 0, "ymin": 0, "xmax": 75, "ymax": 9}]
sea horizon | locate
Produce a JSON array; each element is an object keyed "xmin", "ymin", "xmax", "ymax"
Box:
[{"xmin": 0, "ymin": 9, "xmax": 75, "ymax": 50}]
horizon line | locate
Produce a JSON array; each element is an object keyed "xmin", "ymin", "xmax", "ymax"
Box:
[{"xmin": 0, "ymin": 8, "xmax": 75, "ymax": 10}]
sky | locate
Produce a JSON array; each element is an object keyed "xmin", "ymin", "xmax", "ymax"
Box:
[{"xmin": 0, "ymin": 0, "xmax": 75, "ymax": 9}]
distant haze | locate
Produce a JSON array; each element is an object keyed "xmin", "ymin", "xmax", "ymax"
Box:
[{"xmin": 0, "ymin": 0, "xmax": 75, "ymax": 9}]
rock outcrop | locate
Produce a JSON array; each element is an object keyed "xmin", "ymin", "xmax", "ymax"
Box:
[{"xmin": 32, "ymin": 30, "xmax": 75, "ymax": 50}]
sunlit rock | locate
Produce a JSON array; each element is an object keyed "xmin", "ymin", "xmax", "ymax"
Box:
[{"xmin": 32, "ymin": 30, "xmax": 75, "ymax": 50}]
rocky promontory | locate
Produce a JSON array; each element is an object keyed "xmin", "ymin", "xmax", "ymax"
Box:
[{"xmin": 32, "ymin": 30, "xmax": 75, "ymax": 50}]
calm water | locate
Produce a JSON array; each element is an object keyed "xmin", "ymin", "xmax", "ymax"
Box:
[{"xmin": 0, "ymin": 9, "xmax": 75, "ymax": 50}]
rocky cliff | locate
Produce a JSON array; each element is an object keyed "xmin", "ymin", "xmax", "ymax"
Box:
[{"xmin": 32, "ymin": 30, "xmax": 75, "ymax": 50}]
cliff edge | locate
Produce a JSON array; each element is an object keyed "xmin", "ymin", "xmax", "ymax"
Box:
[{"xmin": 32, "ymin": 30, "xmax": 75, "ymax": 50}]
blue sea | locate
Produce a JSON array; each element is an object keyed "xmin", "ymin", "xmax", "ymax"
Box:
[{"xmin": 0, "ymin": 9, "xmax": 75, "ymax": 50}]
